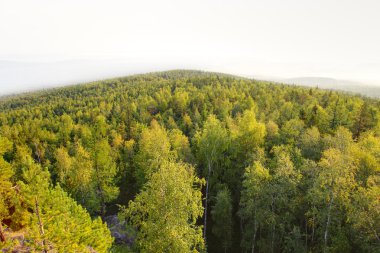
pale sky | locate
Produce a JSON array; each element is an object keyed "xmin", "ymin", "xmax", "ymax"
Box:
[{"xmin": 1, "ymin": 0, "xmax": 380, "ymax": 94}]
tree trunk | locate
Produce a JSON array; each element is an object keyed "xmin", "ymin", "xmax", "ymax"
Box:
[
  {"xmin": 305, "ymin": 218, "xmax": 308, "ymax": 251},
  {"xmin": 324, "ymin": 194, "xmax": 334, "ymax": 253},
  {"xmin": 271, "ymin": 224, "xmax": 275, "ymax": 253},
  {"xmin": 98, "ymin": 184, "xmax": 106, "ymax": 217},
  {"xmin": 270, "ymin": 196, "xmax": 275, "ymax": 253},
  {"xmin": 0, "ymin": 222, "xmax": 6, "ymax": 242},
  {"xmin": 203, "ymin": 162, "xmax": 211, "ymax": 242},
  {"xmin": 35, "ymin": 197, "xmax": 48, "ymax": 253},
  {"xmin": 373, "ymin": 228, "xmax": 380, "ymax": 242},
  {"xmin": 94, "ymin": 157, "xmax": 106, "ymax": 217},
  {"xmin": 311, "ymin": 213, "xmax": 315, "ymax": 245},
  {"xmin": 251, "ymin": 213, "xmax": 257, "ymax": 253}
]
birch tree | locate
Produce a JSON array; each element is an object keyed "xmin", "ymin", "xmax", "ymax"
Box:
[
  {"xmin": 309, "ymin": 148, "xmax": 356, "ymax": 253},
  {"xmin": 194, "ymin": 115, "xmax": 228, "ymax": 241},
  {"xmin": 239, "ymin": 161, "xmax": 271, "ymax": 253},
  {"xmin": 122, "ymin": 161, "xmax": 204, "ymax": 253}
]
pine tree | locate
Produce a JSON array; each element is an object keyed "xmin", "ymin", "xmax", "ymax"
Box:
[{"xmin": 18, "ymin": 152, "xmax": 113, "ymax": 252}]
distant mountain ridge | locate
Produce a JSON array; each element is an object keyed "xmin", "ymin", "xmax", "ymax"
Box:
[{"xmin": 279, "ymin": 77, "xmax": 380, "ymax": 98}]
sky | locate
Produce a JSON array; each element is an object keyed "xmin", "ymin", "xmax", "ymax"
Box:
[{"xmin": 0, "ymin": 0, "xmax": 380, "ymax": 94}]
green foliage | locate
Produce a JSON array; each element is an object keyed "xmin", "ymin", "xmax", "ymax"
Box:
[
  {"xmin": 134, "ymin": 120, "xmax": 172, "ymax": 187},
  {"xmin": 233, "ymin": 109, "xmax": 266, "ymax": 165},
  {"xmin": 349, "ymin": 176, "xmax": 380, "ymax": 252},
  {"xmin": 239, "ymin": 161, "xmax": 271, "ymax": 252},
  {"xmin": 93, "ymin": 139, "xmax": 119, "ymax": 215},
  {"xmin": 299, "ymin": 127, "xmax": 322, "ymax": 160},
  {"xmin": 3, "ymin": 152, "xmax": 113, "ymax": 252},
  {"xmin": 121, "ymin": 161, "xmax": 205, "ymax": 253},
  {"xmin": 25, "ymin": 185, "xmax": 113, "ymax": 252},
  {"xmin": 308, "ymin": 148, "xmax": 356, "ymax": 252},
  {"xmin": 0, "ymin": 70, "xmax": 379, "ymax": 252},
  {"xmin": 211, "ymin": 187, "xmax": 233, "ymax": 252},
  {"xmin": 194, "ymin": 114, "xmax": 229, "ymax": 175},
  {"xmin": 0, "ymin": 136, "xmax": 13, "ymax": 223}
]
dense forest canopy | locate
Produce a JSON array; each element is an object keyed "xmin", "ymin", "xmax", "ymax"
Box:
[{"xmin": 0, "ymin": 70, "xmax": 379, "ymax": 252}]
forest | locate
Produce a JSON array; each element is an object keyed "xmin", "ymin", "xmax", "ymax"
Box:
[{"xmin": 0, "ymin": 70, "xmax": 379, "ymax": 253}]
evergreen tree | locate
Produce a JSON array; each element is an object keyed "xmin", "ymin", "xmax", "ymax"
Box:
[{"xmin": 19, "ymin": 156, "xmax": 113, "ymax": 252}]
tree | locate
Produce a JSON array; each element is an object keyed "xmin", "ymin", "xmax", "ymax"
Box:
[
  {"xmin": 234, "ymin": 109, "xmax": 266, "ymax": 166},
  {"xmin": 0, "ymin": 136, "xmax": 13, "ymax": 243},
  {"xmin": 327, "ymin": 97, "xmax": 350, "ymax": 130},
  {"xmin": 268, "ymin": 146, "xmax": 301, "ymax": 253},
  {"xmin": 306, "ymin": 104, "xmax": 330, "ymax": 133},
  {"xmin": 353, "ymin": 102, "xmax": 378, "ymax": 139},
  {"xmin": 93, "ymin": 115, "xmax": 108, "ymax": 139},
  {"xmin": 211, "ymin": 187, "xmax": 233, "ymax": 253},
  {"xmin": 1, "ymin": 70, "xmax": 380, "ymax": 252},
  {"xmin": 350, "ymin": 175, "xmax": 380, "ymax": 252},
  {"xmin": 54, "ymin": 146, "xmax": 73, "ymax": 184},
  {"xmin": 239, "ymin": 161, "xmax": 271, "ymax": 253},
  {"xmin": 172, "ymin": 89, "xmax": 190, "ymax": 116},
  {"xmin": 265, "ymin": 120, "xmax": 280, "ymax": 148},
  {"xmin": 121, "ymin": 161, "xmax": 205, "ymax": 253},
  {"xmin": 299, "ymin": 127, "xmax": 322, "ymax": 161},
  {"xmin": 54, "ymin": 144, "xmax": 97, "ymax": 212},
  {"xmin": 280, "ymin": 119, "xmax": 305, "ymax": 145},
  {"xmin": 169, "ymin": 128, "xmax": 193, "ymax": 163},
  {"xmin": 19, "ymin": 154, "xmax": 113, "ymax": 252},
  {"xmin": 93, "ymin": 139, "xmax": 119, "ymax": 216},
  {"xmin": 134, "ymin": 120, "xmax": 172, "ymax": 187},
  {"xmin": 349, "ymin": 133, "xmax": 380, "ymax": 186},
  {"xmin": 194, "ymin": 115, "xmax": 229, "ymax": 241},
  {"xmin": 309, "ymin": 148, "xmax": 356, "ymax": 253},
  {"xmin": 58, "ymin": 114, "xmax": 74, "ymax": 144}
]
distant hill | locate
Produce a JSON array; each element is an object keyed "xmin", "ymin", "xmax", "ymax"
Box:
[{"xmin": 280, "ymin": 77, "xmax": 380, "ymax": 98}]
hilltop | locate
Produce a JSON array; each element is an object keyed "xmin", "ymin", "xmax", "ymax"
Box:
[{"xmin": 0, "ymin": 70, "xmax": 379, "ymax": 253}]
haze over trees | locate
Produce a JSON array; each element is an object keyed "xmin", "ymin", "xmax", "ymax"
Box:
[{"xmin": 0, "ymin": 70, "xmax": 379, "ymax": 252}]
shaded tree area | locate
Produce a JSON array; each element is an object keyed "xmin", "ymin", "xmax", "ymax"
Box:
[{"xmin": 0, "ymin": 70, "xmax": 379, "ymax": 252}]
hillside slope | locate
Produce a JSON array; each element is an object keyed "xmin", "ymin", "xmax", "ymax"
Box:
[{"xmin": 0, "ymin": 70, "xmax": 379, "ymax": 253}]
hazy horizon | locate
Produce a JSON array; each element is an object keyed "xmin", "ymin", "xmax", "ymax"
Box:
[{"xmin": 1, "ymin": 0, "xmax": 380, "ymax": 94}]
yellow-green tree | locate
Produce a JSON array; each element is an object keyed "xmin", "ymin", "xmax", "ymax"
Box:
[
  {"xmin": 0, "ymin": 136, "xmax": 13, "ymax": 243},
  {"xmin": 122, "ymin": 161, "xmax": 204, "ymax": 253},
  {"xmin": 93, "ymin": 139, "xmax": 119, "ymax": 216},
  {"xmin": 239, "ymin": 161, "xmax": 271, "ymax": 253},
  {"xmin": 234, "ymin": 109, "xmax": 266, "ymax": 166},
  {"xmin": 350, "ymin": 175, "xmax": 380, "ymax": 252},
  {"xmin": 194, "ymin": 114, "xmax": 229, "ymax": 241},
  {"xmin": 134, "ymin": 120, "xmax": 172, "ymax": 187},
  {"xmin": 309, "ymin": 148, "xmax": 356, "ymax": 253}
]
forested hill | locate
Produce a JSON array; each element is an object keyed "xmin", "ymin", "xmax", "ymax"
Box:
[{"xmin": 0, "ymin": 70, "xmax": 379, "ymax": 252}]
